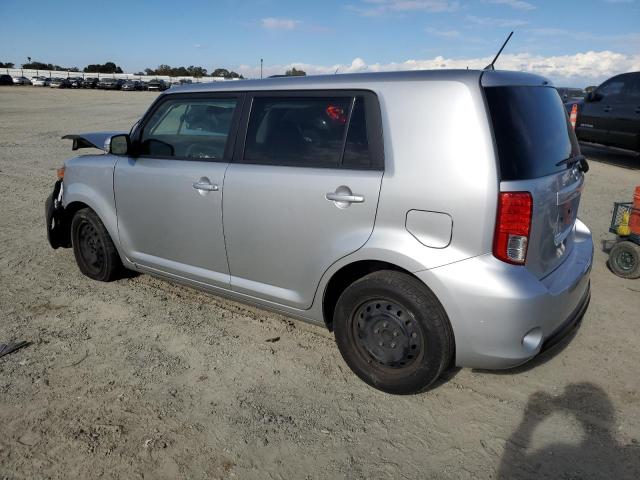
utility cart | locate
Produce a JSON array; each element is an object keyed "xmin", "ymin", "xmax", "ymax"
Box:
[{"xmin": 608, "ymin": 202, "xmax": 640, "ymax": 279}]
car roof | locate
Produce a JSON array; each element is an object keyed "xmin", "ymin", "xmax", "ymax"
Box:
[{"xmin": 164, "ymin": 69, "xmax": 552, "ymax": 95}]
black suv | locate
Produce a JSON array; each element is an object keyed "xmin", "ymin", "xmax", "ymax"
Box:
[{"xmin": 576, "ymin": 71, "xmax": 640, "ymax": 152}]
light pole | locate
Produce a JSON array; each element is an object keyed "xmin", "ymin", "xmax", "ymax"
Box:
[{"xmin": 260, "ymin": 58, "xmax": 263, "ymax": 79}]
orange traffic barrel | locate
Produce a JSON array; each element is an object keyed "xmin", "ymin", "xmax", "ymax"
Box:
[
  {"xmin": 630, "ymin": 185, "xmax": 640, "ymax": 235},
  {"xmin": 569, "ymin": 104, "xmax": 578, "ymax": 130}
]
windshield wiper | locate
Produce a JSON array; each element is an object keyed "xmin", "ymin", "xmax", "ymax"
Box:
[{"xmin": 556, "ymin": 154, "xmax": 589, "ymax": 172}]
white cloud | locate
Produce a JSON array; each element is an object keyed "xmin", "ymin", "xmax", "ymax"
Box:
[
  {"xmin": 350, "ymin": 0, "xmax": 459, "ymax": 16},
  {"xmin": 525, "ymin": 28, "xmax": 640, "ymax": 47},
  {"xmin": 425, "ymin": 27, "xmax": 460, "ymax": 38},
  {"xmin": 261, "ymin": 17, "xmax": 300, "ymax": 30},
  {"xmin": 234, "ymin": 51, "xmax": 640, "ymax": 86},
  {"xmin": 465, "ymin": 15, "xmax": 528, "ymax": 27},
  {"xmin": 484, "ymin": 0, "xmax": 536, "ymax": 11}
]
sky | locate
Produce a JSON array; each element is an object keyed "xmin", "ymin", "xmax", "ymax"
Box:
[{"xmin": 1, "ymin": 0, "xmax": 639, "ymax": 86}]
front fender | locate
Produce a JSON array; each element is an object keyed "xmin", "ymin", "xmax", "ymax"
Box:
[{"xmin": 62, "ymin": 154, "xmax": 121, "ymax": 256}]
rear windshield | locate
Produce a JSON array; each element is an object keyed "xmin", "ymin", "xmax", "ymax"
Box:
[{"xmin": 485, "ymin": 86, "xmax": 579, "ymax": 181}]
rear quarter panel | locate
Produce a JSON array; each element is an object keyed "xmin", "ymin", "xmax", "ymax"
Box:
[{"xmin": 363, "ymin": 79, "xmax": 498, "ymax": 271}]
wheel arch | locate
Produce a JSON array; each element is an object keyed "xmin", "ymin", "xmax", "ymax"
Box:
[
  {"xmin": 63, "ymin": 184, "xmax": 124, "ymax": 263},
  {"xmin": 322, "ymin": 259, "xmax": 419, "ymax": 332}
]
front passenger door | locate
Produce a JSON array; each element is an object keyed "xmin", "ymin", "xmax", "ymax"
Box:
[
  {"xmin": 608, "ymin": 73, "xmax": 640, "ymax": 151},
  {"xmin": 577, "ymin": 76, "xmax": 625, "ymax": 145},
  {"xmin": 115, "ymin": 93, "xmax": 242, "ymax": 288}
]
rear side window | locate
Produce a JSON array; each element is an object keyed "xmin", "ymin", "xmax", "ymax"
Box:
[
  {"xmin": 244, "ymin": 97, "xmax": 350, "ymax": 168},
  {"xmin": 625, "ymin": 74, "xmax": 640, "ymax": 101},
  {"xmin": 242, "ymin": 94, "xmax": 380, "ymax": 169},
  {"xmin": 485, "ymin": 86, "xmax": 579, "ymax": 181},
  {"xmin": 343, "ymin": 97, "xmax": 372, "ymax": 169},
  {"xmin": 140, "ymin": 97, "xmax": 237, "ymax": 160}
]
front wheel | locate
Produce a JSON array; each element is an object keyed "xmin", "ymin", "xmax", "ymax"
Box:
[
  {"xmin": 71, "ymin": 208, "xmax": 123, "ymax": 281},
  {"xmin": 609, "ymin": 240, "xmax": 640, "ymax": 279},
  {"xmin": 333, "ymin": 271, "xmax": 454, "ymax": 394}
]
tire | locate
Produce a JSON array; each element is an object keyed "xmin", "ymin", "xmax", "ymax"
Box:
[
  {"xmin": 333, "ymin": 270, "xmax": 454, "ymax": 394},
  {"xmin": 71, "ymin": 208, "xmax": 122, "ymax": 282},
  {"xmin": 609, "ymin": 241, "xmax": 640, "ymax": 279}
]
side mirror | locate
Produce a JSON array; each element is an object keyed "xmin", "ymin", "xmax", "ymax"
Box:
[
  {"xmin": 584, "ymin": 92, "xmax": 592, "ymax": 102},
  {"xmin": 109, "ymin": 134, "xmax": 130, "ymax": 155},
  {"xmin": 590, "ymin": 91, "xmax": 604, "ymax": 102}
]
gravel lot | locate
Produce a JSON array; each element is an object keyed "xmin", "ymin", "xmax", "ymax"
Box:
[{"xmin": 1, "ymin": 86, "xmax": 639, "ymax": 479}]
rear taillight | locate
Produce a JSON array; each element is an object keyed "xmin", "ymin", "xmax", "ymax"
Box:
[{"xmin": 493, "ymin": 192, "xmax": 533, "ymax": 265}]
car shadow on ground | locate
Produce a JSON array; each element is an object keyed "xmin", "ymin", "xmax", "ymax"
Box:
[
  {"xmin": 497, "ymin": 382, "xmax": 640, "ymax": 479},
  {"xmin": 580, "ymin": 143, "xmax": 639, "ymax": 170}
]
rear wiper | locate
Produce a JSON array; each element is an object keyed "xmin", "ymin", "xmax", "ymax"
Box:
[{"xmin": 556, "ymin": 154, "xmax": 589, "ymax": 173}]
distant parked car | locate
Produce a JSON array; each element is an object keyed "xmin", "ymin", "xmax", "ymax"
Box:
[
  {"xmin": 12, "ymin": 76, "xmax": 32, "ymax": 85},
  {"xmin": 50, "ymin": 78, "xmax": 71, "ymax": 89},
  {"xmin": 122, "ymin": 80, "xmax": 143, "ymax": 91},
  {"xmin": 68, "ymin": 77, "xmax": 84, "ymax": 89},
  {"xmin": 32, "ymin": 76, "xmax": 52, "ymax": 87},
  {"xmin": 82, "ymin": 77, "xmax": 99, "ymax": 89},
  {"xmin": 147, "ymin": 79, "xmax": 168, "ymax": 91},
  {"xmin": 575, "ymin": 71, "xmax": 640, "ymax": 153},
  {"xmin": 97, "ymin": 78, "xmax": 124, "ymax": 90},
  {"xmin": 556, "ymin": 87, "xmax": 585, "ymax": 102},
  {"xmin": 0, "ymin": 74, "xmax": 13, "ymax": 85},
  {"xmin": 556, "ymin": 87, "xmax": 585, "ymax": 112}
]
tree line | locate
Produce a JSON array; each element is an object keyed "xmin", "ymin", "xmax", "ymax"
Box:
[
  {"xmin": 137, "ymin": 65, "xmax": 243, "ymax": 79},
  {"xmin": 2, "ymin": 60, "xmax": 307, "ymax": 78}
]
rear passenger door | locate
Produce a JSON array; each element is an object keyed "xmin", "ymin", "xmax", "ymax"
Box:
[{"xmin": 223, "ymin": 91, "xmax": 384, "ymax": 309}]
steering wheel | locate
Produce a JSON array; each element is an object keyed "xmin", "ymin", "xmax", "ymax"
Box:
[{"xmin": 185, "ymin": 143, "xmax": 220, "ymax": 159}]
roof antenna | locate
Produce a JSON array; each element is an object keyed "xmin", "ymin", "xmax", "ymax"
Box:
[{"xmin": 484, "ymin": 31, "xmax": 513, "ymax": 70}]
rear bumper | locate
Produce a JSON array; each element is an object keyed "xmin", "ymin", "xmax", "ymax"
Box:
[{"xmin": 417, "ymin": 218, "xmax": 593, "ymax": 370}]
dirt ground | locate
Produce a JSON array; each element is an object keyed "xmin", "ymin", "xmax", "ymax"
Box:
[{"xmin": 1, "ymin": 86, "xmax": 639, "ymax": 479}]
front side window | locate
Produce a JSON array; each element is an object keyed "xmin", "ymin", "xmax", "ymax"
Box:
[
  {"xmin": 244, "ymin": 97, "xmax": 351, "ymax": 168},
  {"xmin": 140, "ymin": 97, "xmax": 237, "ymax": 160},
  {"xmin": 596, "ymin": 78, "xmax": 625, "ymax": 102}
]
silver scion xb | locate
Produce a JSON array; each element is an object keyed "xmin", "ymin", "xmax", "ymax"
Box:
[{"xmin": 45, "ymin": 70, "xmax": 593, "ymax": 394}]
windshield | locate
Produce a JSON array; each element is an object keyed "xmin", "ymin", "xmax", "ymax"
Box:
[{"xmin": 485, "ymin": 86, "xmax": 580, "ymax": 181}]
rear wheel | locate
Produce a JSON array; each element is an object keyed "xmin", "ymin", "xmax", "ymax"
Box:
[
  {"xmin": 333, "ymin": 271, "xmax": 454, "ymax": 394},
  {"xmin": 609, "ymin": 241, "xmax": 640, "ymax": 279},
  {"xmin": 71, "ymin": 208, "xmax": 122, "ymax": 282}
]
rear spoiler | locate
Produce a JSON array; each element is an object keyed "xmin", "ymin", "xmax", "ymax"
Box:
[{"xmin": 62, "ymin": 131, "xmax": 126, "ymax": 151}]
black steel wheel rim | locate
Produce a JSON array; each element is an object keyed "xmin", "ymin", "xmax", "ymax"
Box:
[
  {"xmin": 351, "ymin": 299, "xmax": 423, "ymax": 369},
  {"xmin": 78, "ymin": 221, "xmax": 104, "ymax": 275},
  {"xmin": 615, "ymin": 249, "xmax": 635, "ymax": 272}
]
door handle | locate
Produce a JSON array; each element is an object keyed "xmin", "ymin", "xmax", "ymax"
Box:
[
  {"xmin": 603, "ymin": 106, "xmax": 612, "ymax": 113},
  {"xmin": 192, "ymin": 181, "xmax": 219, "ymax": 192},
  {"xmin": 325, "ymin": 192, "xmax": 365, "ymax": 203}
]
